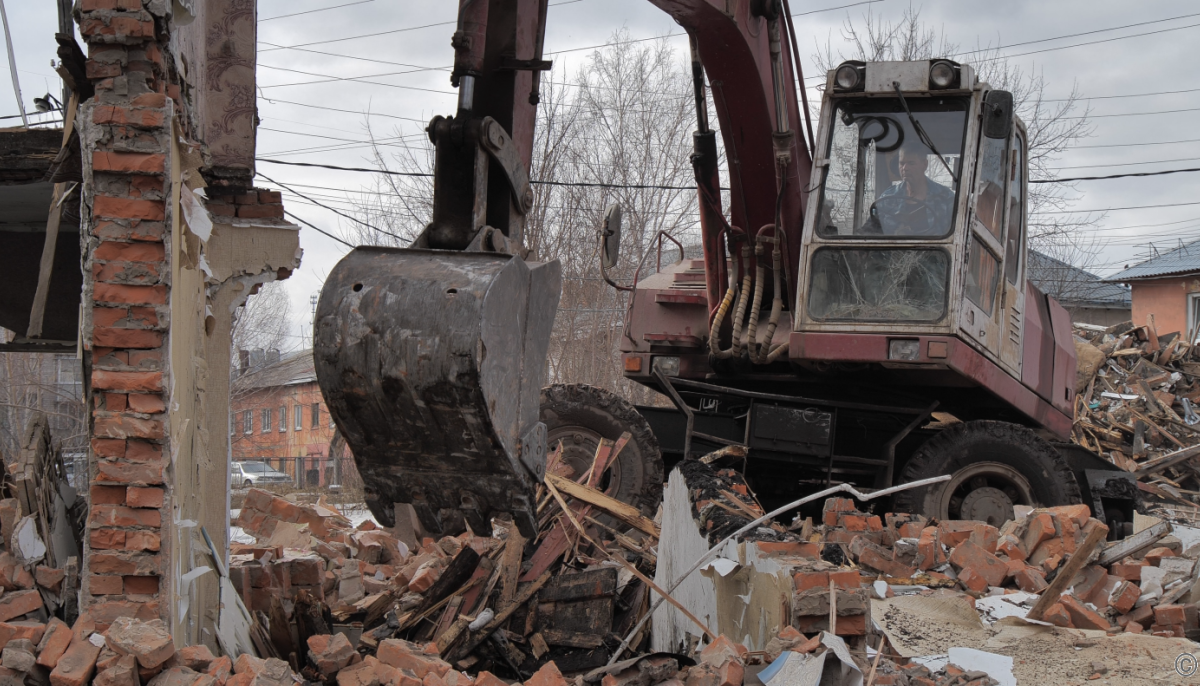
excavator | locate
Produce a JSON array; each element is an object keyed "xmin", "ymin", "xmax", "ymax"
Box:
[{"xmin": 313, "ymin": 0, "xmax": 1135, "ymax": 541}]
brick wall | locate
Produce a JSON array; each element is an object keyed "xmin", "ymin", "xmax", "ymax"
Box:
[{"xmin": 78, "ymin": 0, "xmax": 174, "ymax": 624}]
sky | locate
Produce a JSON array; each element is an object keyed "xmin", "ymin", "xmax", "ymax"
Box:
[{"xmin": 6, "ymin": 0, "xmax": 1200, "ymax": 349}]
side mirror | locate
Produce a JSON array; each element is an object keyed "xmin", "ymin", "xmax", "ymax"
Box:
[
  {"xmin": 601, "ymin": 204, "xmax": 623, "ymax": 269},
  {"xmin": 983, "ymin": 90, "xmax": 1014, "ymax": 140}
]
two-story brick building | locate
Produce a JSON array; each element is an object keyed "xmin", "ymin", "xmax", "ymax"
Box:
[{"xmin": 231, "ymin": 349, "xmax": 343, "ymax": 487}]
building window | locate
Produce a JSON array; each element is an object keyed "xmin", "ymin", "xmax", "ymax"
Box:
[
  {"xmin": 311, "ymin": 403, "xmax": 320, "ymax": 429},
  {"xmin": 279, "ymin": 406, "xmax": 287, "ymax": 432},
  {"xmin": 1189, "ymin": 293, "xmax": 1200, "ymax": 343},
  {"xmin": 261, "ymin": 408, "xmax": 271, "ymax": 433},
  {"xmin": 295, "ymin": 405, "xmax": 303, "ymax": 431},
  {"xmin": 243, "ymin": 411, "xmax": 252, "ymax": 434}
]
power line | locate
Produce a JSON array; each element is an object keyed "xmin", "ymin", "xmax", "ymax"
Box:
[
  {"xmin": 1042, "ymin": 200, "xmax": 1200, "ymax": 214},
  {"xmin": 258, "ymin": 0, "xmax": 585, "ymax": 52},
  {"xmin": 258, "ymin": 98, "xmax": 429, "ymax": 123},
  {"xmin": 1073, "ymin": 137, "xmax": 1200, "ymax": 149},
  {"xmin": 282, "ymin": 210, "xmax": 354, "ymax": 249},
  {"xmin": 1033, "ymin": 167, "xmax": 1200, "ymax": 183},
  {"xmin": 960, "ymin": 11, "xmax": 1200, "ymax": 57},
  {"xmin": 1000, "ymin": 19, "xmax": 1200, "ymax": 60},
  {"xmin": 1044, "ymin": 86, "xmax": 1200, "ymax": 103},
  {"xmin": 256, "ymin": 157, "xmax": 724, "ymax": 191},
  {"xmin": 258, "ymin": 172, "xmax": 406, "ymax": 241},
  {"xmin": 1054, "ymin": 155, "xmax": 1200, "ymax": 171},
  {"xmin": 257, "ymin": 64, "xmax": 456, "ymax": 94},
  {"xmin": 259, "ymin": 0, "xmax": 375, "ymax": 22},
  {"xmin": 1059, "ymin": 106, "xmax": 1200, "ymax": 120}
]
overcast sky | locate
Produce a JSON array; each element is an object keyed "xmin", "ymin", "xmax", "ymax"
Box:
[{"xmin": 7, "ymin": 1, "xmax": 1200, "ymax": 349}]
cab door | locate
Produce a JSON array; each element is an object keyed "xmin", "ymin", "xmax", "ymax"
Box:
[
  {"xmin": 998, "ymin": 131, "xmax": 1027, "ymax": 373},
  {"xmin": 958, "ymin": 117, "xmax": 1008, "ymax": 357}
]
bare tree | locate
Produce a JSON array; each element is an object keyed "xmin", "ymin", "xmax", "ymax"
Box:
[
  {"xmin": 813, "ymin": 5, "xmax": 1099, "ymax": 262},
  {"xmin": 0, "ymin": 331, "xmax": 86, "ymax": 477},
  {"xmin": 339, "ymin": 32, "xmax": 699, "ymax": 404},
  {"xmin": 231, "ymin": 280, "xmax": 295, "ymax": 356}
]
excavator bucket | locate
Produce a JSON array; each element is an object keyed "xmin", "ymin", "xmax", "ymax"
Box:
[{"xmin": 313, "ymin": 247, "xmax": 562, "ymax": 539}]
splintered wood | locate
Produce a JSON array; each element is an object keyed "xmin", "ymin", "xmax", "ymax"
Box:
[{"xmin": 1073, "ymin": 320, "xmax": 1200, "ymax": 504}]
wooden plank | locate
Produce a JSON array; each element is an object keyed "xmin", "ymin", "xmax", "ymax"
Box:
[
  {"xmin": 544, "ymin": 473, "xmax": 660, "ymax": 537},
  {"xmin": 1097, "ymin": 520, "xmax": 1173, "ymax": 567},
  {"xmin": 1132, "ymin": 444, "xmax": 1200, "ymax": 478},
  {"xmin": 497, "ymin": 527, "xmax": 526, "ymax": 613},
  {"xmin": 541, "ymin": 628, "xmax": 604, "ymax": 649},
  {"xmin": 1026, "ymin": 520, "xmax": 1110, "ymax": 621},
  {"xmin": 539, "ymin": 567, "xmax": 617, "ymax": 602},
  {"xmin": 542, "ymin": 477, "xmax": 715, "ymax": 640},
  {"xmin": 447, "ymin": 571, "xmax": 553, "ymax": 662}
]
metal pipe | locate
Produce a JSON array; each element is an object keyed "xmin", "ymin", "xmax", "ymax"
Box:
[
  {"xmin": 0, "ymin": 0, "xmax": 27, "ymax": 128},
  {"xmin": 607, "ymin": 473, "xmax": 953, "ymax": 663},
  {"xmin": 689, "ymin": 33, "xmax": 709, "ymax": 134},
  {"xmin": 458, "ymin": 74, "xmax": 476, "ymax": 112}
]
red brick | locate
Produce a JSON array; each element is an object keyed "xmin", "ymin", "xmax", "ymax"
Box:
[
  {"xmin": 36, "ymin": 619, "xmax": 72, "ymax": 669},
  {"xmin": 525, "ymin": 661, "xmax": 568, "ymax": 686},
  {"xmin": 96, "ymin": 459, "xmax": 163, "ymax": 485},
  {"xmin": 829, "ymin": 569, "xmax": 861, "ymax": 589},
  {"xmin": 91, "ymin": 486, "xmax": 127, "ymax": 505},
  {"xmin": 126, "ymin": 394, "xmax": 165, "ymax": 414},
  {"xmin": 92, "ymin": 103, "xmax": 164, "ymax": 128},
  {"xmin": 90, "ymin": 529, "xmax": 127, "ymax": 550},
  {"xmin": 103, "ymin": 393, "xmax": 128, "ymax": 412},
  {"xmin": 36, "ymin": 567, "xmax": 65, "ymax": 592},
  {"xmin": 89, "ymin": 553, "xmax": 159, "ymax": 577},
  {"xmin": 938, "ymin": 521, "xmax": 982, "ymax": 547},
  {"xmin": 841, "ymin": 514, "xmax": 868, "ymax": 531},
  {"xmin": 1043, "ymin": 602, "xmax": 1072, "ymax": 628},
  {"xmin": 50, "ymin": 639, "xmax": 102, "ymax": 686},
  {"xmin": 1060, "ymin": 595, "xmax": 1112, "ymax": 631},
  {"xmin": 0, "ymin": 590, "xmax": 45, "ymax": 622},
  {"xmin": 93, "ymin": 415, "xmax": 164, "ymax": 441},
  {"xmin": 753, "ymin": 541, "xmax": 819, "ymax": 558},
  {"xmin": 125, "ymin": 487, "xmax": 163, "ymax": 509},
  {"xmin": 1047, "ymin": 504, "xmax": 1091, "ymax": 528},
  {"xmin": 236, "ymin": 204, "xmax": 284, "ymax": 220},
  {"xmin": 793, "ymin": 571, "xmax": 828, "ymax": 593},
  {"xmin": 258, "ymin": 190, "xmax": 283, "ymax": 204},
  {"xmin": 94, "ymin": 240, "xmax": 165, "ymax": 262},
  {"xmin": 121, "ymin": 576, "xmax": 158, "ymax": 595},
  {"xmin": 1117, "ymin": 604, "xmax": 1154, "ymax": 629},
  {"xmin": 948, "ymin": 540, "xmax": 1008, "ymax": 587},
  {"xmin": 92, "ymin": 371, "xmax": 162, "ymax": 393},
  {"xmin": 958, "ymin": 566, "xmax": 989, "ymax": 593},
  {"xmin": 376, "ymin": 640, "xmax": 451, "ymax": 679},
  {"xmin": 1110, "ymin": 580, "xmax": 1140, "ymax": 615},
  {"xmin": 1022, "ymin": 513, "xmax": 1057, "ymax": 553},
  {"xmin": 89, "ymin": 505, "xmax": 162, "ymax": 528},
  {"xmin": 1111, "ymin": 561, "xmax": 1146, "ymax": 581},
  {"xmin": 1013, "ymin": 566, "xmax": 1047, "ymax": 593},
  {"xmin": 93, "ymin": 152, "xmax": 166, "ymax": 176},
  {"xmin": 94, "ymin": 284, "xmax": 167, "ymax": 305},
  {"xmin": 93, "ymin": 196, "xmax": 165, "ymax": 222},
  {"xmin": 125, "ymin": 441, "xmax": 162, "ymax": 462},
  {"xmin": 91, "ymin": 439, "xmax": 127, "ymax": 458},
  {"xmin": 996, "ymin": 534, "xmax": 1026, "ymax": 561},
  {"xmin": 90, "ymin": 575, "xmax": 124, "ymax": 595},
  {"xmin": 124, "ymin": 531, "xmax": 160, "ymax": 552},
  {"xmin": 93, "ymin": 220, "xmax": 165, "ymax": 242},
  {"xmin": 86, "ymin": 60, "xmax": 121, "ymax": 78},
  {"xmin": 915, "ymin": 527, "xmax": 947, "ymax": 570},
  {"xmin": 93, "ymin": 327, "xmax": 163, "ymax": 349},
  {"xmin": 1155, "ymin": 604, "xmax": 1186, "ymax": 626},
  {"xmin": 1125, "ymin": 621, "xmax": 1143, "ymax": 634},
  {"xmin": 1145, "ymin": 547, "xmax": 1176, "ymax": 566}
]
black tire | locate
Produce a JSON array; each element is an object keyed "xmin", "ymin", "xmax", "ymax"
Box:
[
  {"xmin": 540, "ymin": 383, "xmax": 664, "ymax": 519},
  {"xmin": 892, "ymin": 420, "xmax": 1081, "ymax": 525}
]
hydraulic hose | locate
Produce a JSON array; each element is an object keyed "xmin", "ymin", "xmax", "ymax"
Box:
[
  {"xmin": 728, "ymin": 243, "xmax": 754, "ymax": 358},
  {"xmin": 708, "ymin": 232, "xmax": 746, "ymax": 359}
]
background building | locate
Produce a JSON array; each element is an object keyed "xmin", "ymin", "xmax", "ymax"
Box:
[
  {"xmin": 1026, "ymin": 251, "xmax": 1132, "ymax": 327},
  {"xmin": 1104, "ymin": 239, "xmax": 1200, "ymax": 339},
  {"xmin": 231, "ymin": 349, "xmax": 349, "ymax": 487}
]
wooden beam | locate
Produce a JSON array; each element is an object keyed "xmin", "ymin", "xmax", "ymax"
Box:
[
  {"xmin": 544, "ymin": 473, "xmax": 660, "ymax": 538},
  {"xmin": 1096, "ymin": 520, "xmax": 1173, "ymax": 567},
  {"xmin": 1133, "ymin": 444, "xmax": 1200, "ymax": 479},
  {"xmin": 1026, "ymin": 520, "xmax": 1109, "ymax": 621}
]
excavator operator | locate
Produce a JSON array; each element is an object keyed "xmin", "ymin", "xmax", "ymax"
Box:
[{"xmin": 860, "ymin": 141, "xmax": 955, "ymax": 237}]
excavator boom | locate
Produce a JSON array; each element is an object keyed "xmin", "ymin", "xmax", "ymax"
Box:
[{"xmin": 314, "ymin": 0, "xmax": 810, "ymax": 533}]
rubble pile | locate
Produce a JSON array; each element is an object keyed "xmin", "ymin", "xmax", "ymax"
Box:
[
  {"xmin": 1073, "ymin": 320, "xmax": 1200, "ymax": 486},
  {"xmin": 824, "ymin": 496, "xmax": 1200, "ymax": 638},
  {"xmin": 228, "ymin": 437, "xmax": 663, "ymax": 680}
]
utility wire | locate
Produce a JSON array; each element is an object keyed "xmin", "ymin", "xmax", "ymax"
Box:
[
  {"xmin": 259, "ymin": 0, "xmax": 375, "ymax": 22},
  {"xmin": 1032, "ymin": 167, "xmax": 1200, "ymax": 183},
  {"xmin": 282, "ymin": 210, "xmax": 354, "ymax": 248},
  {"xmin": 959, "ymin": 11, "xmax": 1200, "ymax": 56},
  {"xmin": 258, "ymin": 172, "xmax": 406, "ymax": 241},
  {"xmin": 256, "ymin": 157, "xmax": 727, "ymax": 191}
]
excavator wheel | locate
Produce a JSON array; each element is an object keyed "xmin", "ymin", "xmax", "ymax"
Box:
[
  {"xmin": 892, "ymin": 420, "xmax": 1081, "ymax": 525},
  {"xmin": 540, "ymin": 384, "xmax": 665, "ymax": 521}
]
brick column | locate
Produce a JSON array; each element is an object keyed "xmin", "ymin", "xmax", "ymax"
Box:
[{"xmin": 78, "ymin": 0, "xmax": 173, "ymax": 623}]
